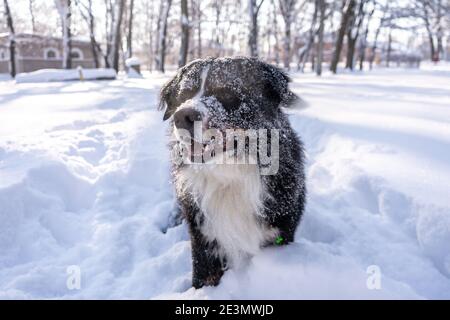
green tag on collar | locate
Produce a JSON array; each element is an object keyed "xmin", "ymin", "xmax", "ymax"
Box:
[{"xmin": 275, "ymin": 236, "xmax": 284, "ymax": 245}]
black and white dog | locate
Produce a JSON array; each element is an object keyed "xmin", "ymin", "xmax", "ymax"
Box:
[{"xmin": 159, "ymin": 57, "xmax": 306, "ymax": 288}]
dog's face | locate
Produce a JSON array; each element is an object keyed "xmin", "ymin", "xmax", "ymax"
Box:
[{"xmin": 159, "ymin": 57, "xmax": 297, "ymax": 163}]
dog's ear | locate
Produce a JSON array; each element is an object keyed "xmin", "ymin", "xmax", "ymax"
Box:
[
  {"xmin": 261, "ymin": 62, "xmax": 299, "ymax": 108},
  {"xmin": 159, "ymin": 59, "xmax": 207, "ymax": 121},
  {"xmin": 159, "ymin": 76, "xmax": 179, "ymax": 121}
]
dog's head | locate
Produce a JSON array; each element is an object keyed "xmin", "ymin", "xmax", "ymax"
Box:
[{"xmin": 159, "ymin": 57, "xmax": 298, "ymax": 164}]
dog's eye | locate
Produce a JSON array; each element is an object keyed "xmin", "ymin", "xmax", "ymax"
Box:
[{"xmin": 215, "ymin": 91, "xmax": 241, "ymax": 110}]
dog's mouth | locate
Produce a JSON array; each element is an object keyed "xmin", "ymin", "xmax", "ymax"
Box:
[
  {"xmin": 179, "ymin": 136, "xmax": 222, "ymax": 156},
  {"xmin": 177, "ymin": 131, "xmax": 246, "ymax": 162}
]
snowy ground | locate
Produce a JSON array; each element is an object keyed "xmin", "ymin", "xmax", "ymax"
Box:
[{"xmin": 0, "ymin": 64, "xmax": 449, "ymax": 299}]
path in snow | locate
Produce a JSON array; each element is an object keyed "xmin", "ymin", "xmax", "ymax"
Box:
[{"xmin": 0, "ymin": 66, "xmax": 449, "ymax": 299}]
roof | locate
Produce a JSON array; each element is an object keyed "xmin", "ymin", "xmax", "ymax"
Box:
[{"xmin": 0, "ymin": 33, "xmax": 91, "ymax": 44}]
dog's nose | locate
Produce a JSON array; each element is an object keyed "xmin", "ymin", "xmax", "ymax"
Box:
[{"xmin": 173, "ymin": 108, "xmax": 202, "ymax": 132}]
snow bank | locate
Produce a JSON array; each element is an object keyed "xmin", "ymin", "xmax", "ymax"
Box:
[
  {"xmin": 0, "ymin": 66, "xmax": 449, "ymax": 299},
  {"xmin": 15, "ymin": 68, "xmax": 116, "ymax": 83}
]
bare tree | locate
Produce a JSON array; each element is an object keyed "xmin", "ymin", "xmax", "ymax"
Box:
[
  {"xmin": 3, "ymin": 0, "xmax": 16, "ymax": 77},
  {"xmin": 29, "ymin": 0, "xmax": 37, "ymax": 34},
  {"xmin": 316, "ymin": 0, "xmax": 326, "ymax": 76},
  {"xmin": 194, "ymin": 0, "xmax": 203, "ymax": 58},
  {"xmin": 270, "ymin": 0, "xmax": 280, "ymax": 64},
  {"xmin": 421, "ymin": 1, "xmax": 437, "ymax": 61},
  {"xmin": 358, "ymin": 2, "xmax": 375, "ymax": 71},
  {"xmin": 330, "ymin": 0, "xmax": 356, "ymax": 73},
  {"xmin": 112, "ymin": 0, "xmax": 126, "ymax": 72},
  {"xmin": 298, "ymin": 0, "xmax": 318, "ymax": 71},
  {"xmin": 179, "ymin": 0, "xmax": 190, "ymax": 67},
  {"xmin": 127, "ymin": 0, "xmax": 135, "ymax": 58},
  {"xmin": 436, "ymin": 0, "xmax": 444, "ymax": 59},
  {"xmin": 279, "ymin": 0, "xmax": 297, "ymax": 69},
  {"xmin": 386, "ymin": 27, "xmax": 392, "ymax": 67},
  {"xmin": 105, "ymin": 0, "xmax": 115, "ymax": 68},
  {"xmin": 345, "ymin": 0, "xmax": 366, "ymax": 70},
  {"xmin": 369, "ymin": 3, "xmax": 389, "ymax": 69},
  {"xmin": 155, "ymin": 0, "xmax": 172, "ymax": 72},
  {"xmin": 211, "ymin": 1, "xmax": 224, "ymax": 56},
  {"xmin": 55, "ymin": 0, "xmax": 72, "ymax": 69},
  {"xmin": 154, "ymin": 0, "xmax": 163, "ymax": 69},
  {"xmin": 408, "ymin": 0, "xmax": 448, "ymax": 61},
  {"xmin": 75, "ymin": 0, "xmax": 102, "ymax": 68},
  {"xmin": 145, "ymin": 0, "xmax": 155, "ymax": 70},
  {"xmin": 248, "ymin": 0, "xmax": 265, "ymax": 57}
]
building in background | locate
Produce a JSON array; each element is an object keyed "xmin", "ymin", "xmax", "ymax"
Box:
[{"xmin": 0, "ymin": 33, "xmax": 96, "ymax": 74}]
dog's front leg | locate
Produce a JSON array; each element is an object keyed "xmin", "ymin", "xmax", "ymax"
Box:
[{"xmin": 190, "ymin": 226, "xmax": 225, "ymax": 289}]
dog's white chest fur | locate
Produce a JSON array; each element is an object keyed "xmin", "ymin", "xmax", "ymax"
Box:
[{"xmin": 177, "ymin": 164, "xmax": 278, "ymax": 266}]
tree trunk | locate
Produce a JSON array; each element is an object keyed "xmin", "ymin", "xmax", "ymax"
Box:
[
  {"xmin": 330, "ymin": 0, "xmax": 356, "ymax": 74},
  {"xmin": 248, "ymin": 0, "xmax": 261, "ymax": 57},
  {"xmin": 127, "ymin": 0, "xmax": 134, "ymax": 58},
  {"xmin": 212, "ymin": 2, "xmax": 222, "ymax": 56},
  {"xmin": 279, "ymin": 0, "xmax": 296, "ymax": 70},
  {"xmin": 146, "ymin": 0, "xmax": 154, "ymax": 71},
  {"xmin": 386, "ymin": 29, "xmax": 392, "ymax": 67},
  {"xmin": 105, "ymin": 0, "xmax": 115, "ymax": 68},
  {"xmin": 154, "ymin": 0, "xmax": 163, "ymax": 69},
  {"xmin": 428, "ymin": 31, "xmax": 436, "ymax": 61},
  {"xmin": 62, "ymin": 0, "xmax": 72, "ymax": 69},
  {"xmin": 316, "ymin": 0, "xmax": 325, "ymax": 76},
  {"xmin": 369, "ymin": 4, "xmax": 387, "ymax": 70},
  {"xmin": 283, "ymin": 23, "xmax": 291, "ymax": 69},
  {"xmin": 3, "ymin": 0, "xmax": 16, "ymax": 77},
  {"xmin": 436, "ymin": 0, "xmax": 443, "ymax": 60},
  {"xmin": 155, "ymin": 0, "xmax": 172, "ymax": 72},
  {"xmin": 345, "ymin": 0, "xmax": 365, "ymax": 70},
  {"xmin": 87, "ymin": 0, "xmax": 100, "ymax": 68},
  {"xmin": 345, "ymin": 37, "xmax": 356, "ymax": 69},
  {"xmin": 369, "ymin": 29, "xmax": 379, "ymax": 69},
  {"xmin": 422, "ymin": 2, "xmax": 437, "ymax": 62},
  {"xmin": 424, "ymin": 18, "xmax": 436, "ymax": 62},
  {"xmin": 112, "ymin": 0, "xmax": 126, "ymax": 72},
  {"xmin": 271, "ymin": 0, "xmax": 279, "ymax": 65},
  {"xmin": 197, "ymin": 1, "xmax": 202, "ymax": 58},
  {"xmin": 179, "ymin": 0, "xmax": 190, "ymax": 67},
  {"xmin": 298, "ymin": 0, "xmax": 318, "ymax": 71},
  {"xmin": 358, "ymin": 7, "xmax": 375, "ymax": 71},
  {"xmin": 29, "ymin": 0, "xmax": 36, "ymax": 33}
]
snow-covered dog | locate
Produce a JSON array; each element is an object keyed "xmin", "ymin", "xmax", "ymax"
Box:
[{"xmin": 159, "ymin": 57, "xmax": 306, "ymax": 288}]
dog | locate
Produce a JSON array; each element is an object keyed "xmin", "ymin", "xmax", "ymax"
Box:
[{"xmin": 159, "ymin": 57, "xmax": 306, "ymax": 288}]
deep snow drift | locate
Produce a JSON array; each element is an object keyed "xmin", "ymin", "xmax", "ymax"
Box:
[{"xmin": 0, "ymin": 65, "xmax": 449, "ymax": 299}]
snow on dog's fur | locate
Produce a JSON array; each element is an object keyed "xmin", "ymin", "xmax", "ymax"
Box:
[{"xmin": 159, "ymin": 57, "xmax": 306, "ymax": 288}]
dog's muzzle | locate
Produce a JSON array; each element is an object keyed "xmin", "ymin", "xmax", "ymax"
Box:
[{"xmin": 173, "ymin": 107, "xmax": 202, "ymax": 138}]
